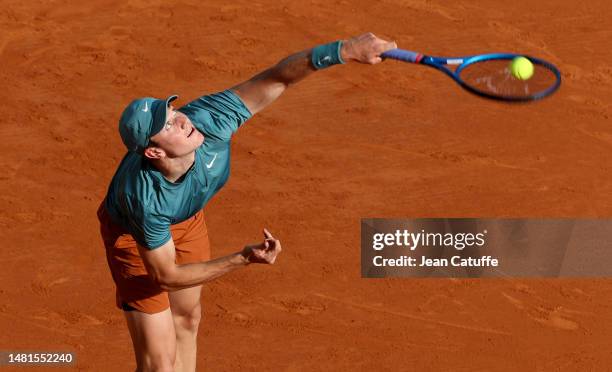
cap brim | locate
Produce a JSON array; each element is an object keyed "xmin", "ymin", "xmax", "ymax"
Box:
[
  {"xmin": 150, "ymin": 95, "xmax": 179, "ymax": 139},
  {"xmin": 165, "ymin": 95, "xmax": 178, "ymax": 107}
]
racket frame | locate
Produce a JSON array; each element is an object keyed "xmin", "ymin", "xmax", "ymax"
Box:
[{"xmin": 381, "ymin": 49, "xmax": 562, "ymax": 102}]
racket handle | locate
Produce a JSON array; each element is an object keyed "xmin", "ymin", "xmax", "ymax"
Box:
[{"xmin": 381, "ymin": 49, "xmax": 423, "ymax": 63}]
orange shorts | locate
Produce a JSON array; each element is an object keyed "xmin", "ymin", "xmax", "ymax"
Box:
[{"xmin": 97, "ymin": 202, "xmax": 211, "ymax": 314}]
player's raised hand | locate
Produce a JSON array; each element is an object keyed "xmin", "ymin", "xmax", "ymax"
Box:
[
  {"xmin": 341, "ymin": 33, "xmax": 397, "ymax": 65},
  {"xmin": 242, "ymin": 228, "xmax": 282, "ymax": 264}
]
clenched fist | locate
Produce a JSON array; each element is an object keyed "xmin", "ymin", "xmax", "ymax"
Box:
[{"xmin": 341, "ymin": 32, "xmax": 397, "ymax": 65}]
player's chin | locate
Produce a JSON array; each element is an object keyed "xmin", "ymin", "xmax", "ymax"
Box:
[{"xmin": 194, "ymin": 131, "xmax": 204, "ymax": 146}]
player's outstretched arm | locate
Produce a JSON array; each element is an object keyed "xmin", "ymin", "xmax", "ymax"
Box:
[
  {"xmin": 138, "ymin": 229, "xmax": 282, "ymax": 291},
  {"xmin": 231, "ymin": 33, "xmax": 397, "ymax": 115}
]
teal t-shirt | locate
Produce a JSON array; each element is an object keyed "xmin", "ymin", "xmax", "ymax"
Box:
[{"xmin": 104, "ymin": 90, "xmax": 252, "ymax": 249}]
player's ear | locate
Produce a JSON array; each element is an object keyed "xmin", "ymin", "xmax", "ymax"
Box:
[{"xmin": 143, "ymin": 145, "xmax": 164, "ymax": 160}]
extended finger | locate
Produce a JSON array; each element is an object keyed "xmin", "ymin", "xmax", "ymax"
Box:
[{"xmin": 263, "ymin": 228, "xmax": 274, "ymax": 239}]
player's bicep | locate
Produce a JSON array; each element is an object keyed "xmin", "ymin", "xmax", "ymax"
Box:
[
  {"xmin": 136, "ymin": 238, "xmax": 177, "ymax": 286},
  {"xmin": 231, "ymin": 71, "xmax": 286, "ymax": 115}
]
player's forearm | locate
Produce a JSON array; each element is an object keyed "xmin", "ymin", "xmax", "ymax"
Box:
[
  {"xmin": 232, "ymin": 39, "xmax": 356, "ymax": 115},
  {"xmin": 267, "ymin": 40, "xmax": 353, "ymax": 86},
  {"xmin": 264, "ymin": 49, "xmax": 314, "ymax": 87},
  {"xmin": 229, "ymin": 50, "xmax": 313, "ymax": 115},
  {"xmin": 159, "ymin": 252, "xmax": 248, "ymax": 291}
]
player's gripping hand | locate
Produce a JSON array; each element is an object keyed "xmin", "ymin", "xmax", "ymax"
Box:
[
  {"xmin": 341, "ymin": 32, "xmax": 397, "ymax": 65},
  {"xmin": 241, "ymin": 228, "xmax": 282, "ymax": 264}
]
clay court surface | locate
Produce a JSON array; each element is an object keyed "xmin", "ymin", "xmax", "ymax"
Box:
[{"xmin": 1, "ymin": 0, "xmax": 612, "ymax": 370}]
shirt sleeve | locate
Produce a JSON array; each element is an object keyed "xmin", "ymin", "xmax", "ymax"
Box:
[
  {"xmin": 125, "ymin": 199, "xmax": 172, "ymax": 250},
  {"xmin": 178, "ymin": 89, "xmax": 252, "ymax": 142}
]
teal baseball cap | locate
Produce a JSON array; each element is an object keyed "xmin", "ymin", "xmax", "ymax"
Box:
[{"xmin": 119, "ymin": 95, "xmax": 178, "ymax": 153}]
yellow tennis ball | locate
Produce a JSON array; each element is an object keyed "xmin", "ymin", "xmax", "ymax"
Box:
[{"xmin": 510, "ymin": 56, "xmax": 534, "ymax": 80}]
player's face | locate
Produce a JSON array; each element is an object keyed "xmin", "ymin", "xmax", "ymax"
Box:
[{"xmin": 148, "ymin": 107, "xmax": 204, "ymax": 158}]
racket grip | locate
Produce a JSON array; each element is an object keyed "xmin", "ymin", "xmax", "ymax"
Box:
[{"xmin": 381, "ymin": 49, "xmax": 423, "ymax": 63}]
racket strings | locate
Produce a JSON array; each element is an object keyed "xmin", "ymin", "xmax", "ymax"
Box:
[{"xmin": 458, "ymin": 60, "xmax": 558, "ymax": 99}]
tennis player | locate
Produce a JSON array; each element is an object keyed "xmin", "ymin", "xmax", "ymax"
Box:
[{"xmin": 98, "ymin": 32, "xmax": 396, "ymax": 372}]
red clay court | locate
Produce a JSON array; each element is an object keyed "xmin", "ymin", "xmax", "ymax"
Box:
[{"xmin": 1, "ymin": 0, "xmax": 611, "ymax": 370}]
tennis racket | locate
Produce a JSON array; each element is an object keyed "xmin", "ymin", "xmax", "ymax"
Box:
[{"xmin": 380, "ymin": 49, "xmax": 561, "ymax": 102}]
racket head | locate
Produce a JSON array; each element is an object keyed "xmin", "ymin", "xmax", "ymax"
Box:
[{"xmin": 450, "ymin": 54, "xmax": 561, "ymax": 102}]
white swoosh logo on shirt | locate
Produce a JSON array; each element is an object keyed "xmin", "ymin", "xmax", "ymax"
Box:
[
  {"xmin": 206, "ymin": 153, "xmax": 218, "ymax": 169},
  {"xmin": 142, "ymin": 102, "xmax": 149, "ymax": 112}
]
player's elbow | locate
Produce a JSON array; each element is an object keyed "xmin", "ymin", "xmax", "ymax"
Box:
[
  {"xmin": 154, "ymin": 275, "xmax": 176, "ymax": 291},
  {"xmin": 153, "ymin": 276, "xmax": 170, "ymax": 291},
  {"xmin": 149, "ymin": 269, "xmax": 178, "ymax": 291},
  {"xmin": 266, "ymin": 65, "xmax": 292, "ymax": 88}
]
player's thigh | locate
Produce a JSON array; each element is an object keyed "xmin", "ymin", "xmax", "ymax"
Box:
[
  {"xmin": 169, "ymin": 285, "xmax": 203, "ymax": 325},
  {"xmin": 124, "ymin": 308, "xmax": 176, "ymax": 362}
]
